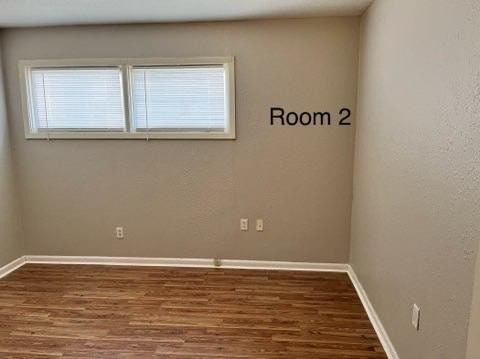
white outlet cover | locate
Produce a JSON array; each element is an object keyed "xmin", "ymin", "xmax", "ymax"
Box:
[
  {"xmin": 256, "ymin": 219, "xmax": 264, "ymax": 231},
  {"xmin": 240, "ymin": 218, "xmax": 248, "ymax": 231},
  {"xmin": 116, "ymin": 227, "xmax": 124, "ymax": 239},
  {"xmin": 412, "ymin": 303, "xmax": 420, "ymax": 330}
]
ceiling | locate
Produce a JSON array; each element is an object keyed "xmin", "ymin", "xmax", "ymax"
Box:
[{"xmin": 0, "ymin": 0, "xmax": 373, "ymax": 28}]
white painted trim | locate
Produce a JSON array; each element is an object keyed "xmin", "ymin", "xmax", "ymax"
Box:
[
  {"xmin": 18, "ymin": 56, "xmax": 236, "ymax": 140},
  {"xmin": 19, "ymin": 57, "xmax": 234, "ymax": 68},
  {"xmin": 24, "ymin": 255, "xmax": 348, "ymax": 272},
  {"xmin": 0, "ymin": 256, "xmax": 26, "ymax": 279},
  {"xmin": 220, "ymin": 259, "xmax": 348, "ymax": 272},
  {"xmin": 25, "ymin": 255, "xmax": 214, "ymax": 267},
  {"xmin": 347, "ymin": 265, "xmax": 399, "ymax": 359}
]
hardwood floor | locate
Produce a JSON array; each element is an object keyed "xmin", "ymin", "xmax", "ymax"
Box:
[{"xmin": 0, "ymin": 264, "xmax": 386, "ymax": 358}]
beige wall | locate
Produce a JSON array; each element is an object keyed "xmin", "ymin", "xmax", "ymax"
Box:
[
  {"xmin": 351, "ymin": 0, "xmax": 480, "ymax": 358},
  {"xmin": 1, "ymin": 6, "xmax": 479, "ymax": 357},
  {"xmin": 0, "ymin": 41, "xmax": 24, "ymax": 266},
  {"xmin": 467, "ymin": 249, "xmax": 480, "ymax": 359},
  {"xmin": 1, "ymin": 18, "xmax": 359, "ymax": 262}
]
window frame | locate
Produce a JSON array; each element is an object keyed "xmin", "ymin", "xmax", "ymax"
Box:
[{"xmin": 18, "ymin": 57, "xmax": 236, "ymax": 140}]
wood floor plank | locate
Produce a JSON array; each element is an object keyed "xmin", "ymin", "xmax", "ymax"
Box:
[{"xmin": 0, "ymin": 264, "xmax": 386, "ymax": 358}]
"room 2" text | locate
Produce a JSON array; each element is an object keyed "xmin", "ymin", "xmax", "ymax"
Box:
[{"xmin": 270, "ymin": 107, "xmax": 352, "ymax": 126}]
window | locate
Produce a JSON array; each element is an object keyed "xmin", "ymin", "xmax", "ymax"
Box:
[
  {"xmin": 131, "ymin": 66, "xmax": 226, "ymax": 132},
  {"xmin": 19, "ymin": 58, "xmax": 235, "ymax": 139},
  {"xmin": 30, "ymin": 67, "xmax": 125, "ymax": 131}
]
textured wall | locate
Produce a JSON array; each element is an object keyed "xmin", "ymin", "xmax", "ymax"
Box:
[
  {"xmin": 2, "ymin": 18, "xmax": 359, "ymax": 262},
  {"xmin": 350, "ymin": 0, "xmax": 480, "ymax": 358},
  {"xmin": 0, "ymin": 42, "xmax": 24, "ymax": 266},
  {"xmin": 467, "ymin": 250, "xmax": 480, "ymax": 359}
]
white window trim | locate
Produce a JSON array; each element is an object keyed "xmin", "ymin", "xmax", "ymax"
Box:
[{"xmin": 18, "ymin": 57, "xmax": 236, "ymax": 140}]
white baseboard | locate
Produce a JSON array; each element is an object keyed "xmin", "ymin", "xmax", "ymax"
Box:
[
  {"xmin": 24, "ymin": 255, "xmax": 349, "ymax": 272},
  {"xmin": 221, "ymin": 259, "xmax": 348, "ymax": 272},
  {"xmin": 0, "ymin": 255, "xmax": 26, "ymax": 279},
  {"xmin": 347, "ymin": 265, "xmax": 399, "ymax": 359},
  {"xmin": 2, "ymin": 255, "xmax": 395, "ymax": 357},
  {"xmin": 25, "ymin": 255, "xmax": 214, "ymax": 267}
]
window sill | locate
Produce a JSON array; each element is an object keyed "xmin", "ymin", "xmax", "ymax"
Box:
[{"xmin": 25, "ymin": 131, "xmax": 236, "ymax": 140}]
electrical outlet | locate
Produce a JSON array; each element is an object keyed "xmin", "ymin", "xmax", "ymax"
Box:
[
  {"xmin": 115, "ymin": 226, "xmax": 124, "ymax": 239},
  {"xmin": 240, "ymin": 218, "xmax": 248, "ymax": 231},
  {"xmin": 256, "ymin": 219, "xmax": 264, "ymax": 232},
  {"xmin": 412, "ymin": 303, "xmax": 420, "ymax": 330}
]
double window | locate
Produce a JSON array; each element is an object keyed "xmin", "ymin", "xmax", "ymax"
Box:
[{"xmin": 19, "ymin": 57, "xmax": 235, "ymax": 139}]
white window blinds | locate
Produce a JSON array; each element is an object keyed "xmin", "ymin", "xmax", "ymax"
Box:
[
  {"xmin": 131, "ymin": 66, "xmax": 226, "ymax": 131},
  {"xmin": 30, "ymin": 67, "xmax": 125, "ymax": 130}
]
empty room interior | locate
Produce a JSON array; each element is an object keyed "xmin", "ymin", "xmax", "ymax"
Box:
[{"xmin": 0, "ymin": 0, "xmax": 479, "ymax": 358}]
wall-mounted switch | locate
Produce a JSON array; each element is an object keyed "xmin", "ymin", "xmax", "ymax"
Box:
[{"xmin": 240, "ymin": 218, "xmax": 248, "ymax": 231}]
